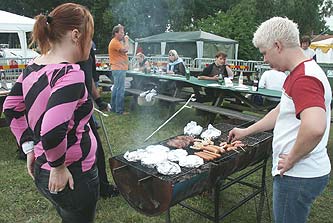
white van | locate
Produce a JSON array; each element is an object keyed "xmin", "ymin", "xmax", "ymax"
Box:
[{"xmin": 0, "ymin": 48, "xmax": 39, "ymax": 65}]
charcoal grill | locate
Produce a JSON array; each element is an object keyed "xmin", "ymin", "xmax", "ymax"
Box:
[{"xmin": 109, "ymin": 121, "xmax": 273, "ymax": 222}]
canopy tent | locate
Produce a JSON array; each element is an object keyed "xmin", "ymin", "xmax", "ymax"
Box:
[
  {"xmin": 0, "ymin": 10, "xmax": 35, "ymax": 57},
  {"xmin": 310, "ymin": 38, "xmax": 333, "ymax": 63},
  {"xmin": 134, "ymin": 31, "xmax": 239, "ymax": 60}
]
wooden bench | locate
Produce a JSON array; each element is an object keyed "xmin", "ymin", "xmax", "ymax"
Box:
[
  {"xmin": 125, "ymin": 88, "xmax": 185, "ymax": 114},
  {"xmin": 186, "ymin": 101, "xmax": 260, "ymax": 122}
]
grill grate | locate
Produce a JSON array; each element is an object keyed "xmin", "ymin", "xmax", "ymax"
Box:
[{"xmin": 113, "ymin": 121, "xmax": 272, "ymax": 184}]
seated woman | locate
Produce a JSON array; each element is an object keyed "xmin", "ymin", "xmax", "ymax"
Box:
[
  {"xmin": 166, "ymin": 49, "xmax": 186, "ymax": 75},
  {"xmin": 135, "ymin": 52, "xmax": 151, "ymax": 73},
  {"xmin": 198, "ymin": 51, "xmax": 234, "ymax": 80}
]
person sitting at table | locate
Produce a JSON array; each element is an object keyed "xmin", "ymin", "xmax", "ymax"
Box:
[
  {"xmin": 198, "ymin": 51, "xmax": 234, "ymax": 80},
  {"xmin": 166, "ymin": 49, "xmax": 186, "ymax": 75},
  {"xmin": 254, "ymin": 68, "xmax": 287, "ymax": 105},
  {"xmin": 135, "ymin": 52, "xmax": 151, "ymax": 73}
]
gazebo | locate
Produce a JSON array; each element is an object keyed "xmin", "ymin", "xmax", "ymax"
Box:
[{"xmin": 135, "ymin": 31, "xmax": 238, "ymax": 60}]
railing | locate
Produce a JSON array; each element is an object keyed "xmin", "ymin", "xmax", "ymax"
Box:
[
  {"xmin": 1, "ymin": 56, "xmax": 333, "ymax": 82},
  {"xmin": 0, "ymin": 57, "xmax": 35, "ymax": 81},
  {"xmin": 129, "ymin": 56, "xmax": 192, "ymax": 71},
  {"xmin": 192, "ymin": 58, "xmax": 265, "ymax": 74},
  {"xmin": 95, "ymin": 55, "xmax": 263, "ymax": 75},
  {"xmin": 95, "ymin": 54, "xmax": 134, "ymax": 69}
]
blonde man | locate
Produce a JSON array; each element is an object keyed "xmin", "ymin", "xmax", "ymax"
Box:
[{"xmin": 229, "ymin": 17, "xmax": 331, "ymax": 223}]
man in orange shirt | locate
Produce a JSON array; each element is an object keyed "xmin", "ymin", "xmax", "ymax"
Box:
[{"xmin": 108, "ymin": 24, "xmax": 129, "ymax": 114}]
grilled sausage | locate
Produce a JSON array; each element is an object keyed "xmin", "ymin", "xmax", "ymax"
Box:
[
  {"xmin": 220, "ymin": 141, "xmax": 227, "ymax": 147},
  {"xmin": 201, "ymin": 152, "xmax": 217, "ymax": 159},
  {"xmin": 231, "ymin": 140, "xmax": 242, "ymax": 146},
  {"xmin": 234, "ymin": 143, "xmax": 245, "ymax": 147},
  {"xmin": 226, "ymin": 146, "xmax": 238, "ymax": 151},
  {"xmin": 219, "ymin": 147, "xmax": 226, "ymax": 153},
  {"xmin": 202, "ymin": 145, "xmax": 220, "ymax": 153},
  {"xmin": 203, "ymin": 150, "xmax": 221, "ymax": 158},
  {"xmin": 194, "ymin": 152, "xmax": 213, "ymax": 161}
]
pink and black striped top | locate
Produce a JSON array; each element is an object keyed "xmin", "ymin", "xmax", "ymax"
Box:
[{"xmin": 3, "ymin": 63, "xmax": 97, "ymax": 172}]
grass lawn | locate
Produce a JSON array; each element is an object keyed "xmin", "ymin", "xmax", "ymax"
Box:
[{"xmin": 0, "ymin": 97, "xmax": 332, "ymax": 223}]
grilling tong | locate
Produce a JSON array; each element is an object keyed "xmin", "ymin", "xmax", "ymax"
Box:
[{"xmin": 144, "ymin": 94, "xmax": 196, "ymax": 142}]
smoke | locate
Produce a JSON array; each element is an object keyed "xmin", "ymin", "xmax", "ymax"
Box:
[{"xmin": 111, "ymin": 0, "xmax": 175, "ymax": 39}]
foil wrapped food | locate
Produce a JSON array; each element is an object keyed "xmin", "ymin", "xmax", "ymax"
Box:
[
  {"xmin": 156, "ymin": 161, "xmax": 181, "ymax": 175},
  {"xmin": 178, "ymin": 155, "xmax": 204, "ymax": 168}
]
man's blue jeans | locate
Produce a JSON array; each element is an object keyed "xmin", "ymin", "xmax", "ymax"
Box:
[
  {"xmin": 273, "ymin": 174, "xmax": 329, "ymax": 223},
  {"xmin": 111, "ymin": 70, "xmax": 126, "ymax": 114}
]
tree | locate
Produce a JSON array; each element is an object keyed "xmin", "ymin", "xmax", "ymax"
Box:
[
  {"xmin": 1, "ymin": 0, "xmax": 332, "ymax": 55},
  {"xmin": 91, "ymin": 0, "xmax": 113, "ymax": 52},
  {"xmin": 273, "ymin": 0, "xmax": 325, "ymax": 35},
  {"xmin": 108, "ymin": 0, "xmax": 241, "ymax": 37},
  {"xmin": 167, "ymin": 0, "xmax": 242, "ymax": 31},
  {"xmin": 193, "ymin": 0, "xmax": 259, "ymax": 60}
]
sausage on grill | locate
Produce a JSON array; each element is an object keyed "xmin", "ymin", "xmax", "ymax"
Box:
[
  {"xmin": 203, "ymin": 150, "xmax": 221, "ymax": 158},
  {"xmin": 194, "ymin": 152, "xmax": 214, "ymax": 161},
  {"xmin": 202, "ymin": 145, "xmax": 220, "ymax": 153}
]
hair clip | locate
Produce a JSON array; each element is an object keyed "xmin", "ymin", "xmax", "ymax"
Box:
[{"xmin": 46, "ymin": 16, "xmax": 53, "ymax": 24}]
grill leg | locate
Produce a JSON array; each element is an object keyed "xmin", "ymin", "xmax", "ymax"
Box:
[
  {"xmin": 165, "ymin": 208, "xmax": 171, "ymax": 223},
  {"xmin": 256, "ymin": 158, "xmax": 268, "ymax": 223},
  {"xmin": 214, "ymin": 179, "xmax": 221, "ymax": 223}
]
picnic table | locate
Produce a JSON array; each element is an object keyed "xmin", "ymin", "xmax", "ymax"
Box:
[{"xmin": 126, "ymin": 71, "xmax": 282, "ymax": 121}]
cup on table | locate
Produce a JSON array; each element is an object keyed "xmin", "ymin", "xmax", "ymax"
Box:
[
  {"xmin": 224, "ymin": 77, "xmax": 233, "ymax": 87},
  {"xmin": 252, "ymin": 79, "xmax": 258, "ymax": 91},
  {"xmin": 6, "ymin": 82, "xmax": 13, "ymax": 89}
]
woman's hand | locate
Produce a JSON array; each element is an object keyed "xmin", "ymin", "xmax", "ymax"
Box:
[
  {"xmin": 49, "ymin": 164, "xmax": 74, "ymax": 193},
  {"xmin": 26, "ymin": 151, "xmax": 35, "ymax": 180}
]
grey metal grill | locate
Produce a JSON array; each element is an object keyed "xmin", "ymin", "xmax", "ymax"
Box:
[{"xmin": 109, "ymin": 120, "xmax": 273, "ymax": 218}]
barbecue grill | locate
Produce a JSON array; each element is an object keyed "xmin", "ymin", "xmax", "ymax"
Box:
[{"xmin": 109, "ymin": 120, "xmax": 273, "ymax": 222}]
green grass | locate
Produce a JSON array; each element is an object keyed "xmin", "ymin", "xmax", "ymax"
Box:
[{"xmin": 0, "ymin": 97, "xmax": 332, "ymax": 223}]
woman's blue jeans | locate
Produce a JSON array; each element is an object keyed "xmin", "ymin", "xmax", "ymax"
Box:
[
  {"xmin": 110, "ymin": 70, "xmax": 126, "ymax": 114},
  {"xmin": 34, "ymin": 165, "xmax": 99, "ymax": 223},
  {"xmin": 273, "ymin": 174, "xmax": 329, "ymax": 223}
]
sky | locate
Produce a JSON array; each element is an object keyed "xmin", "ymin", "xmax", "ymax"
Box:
[{"xmin": 325, "ymin": 16, "xmax": 333, "ymax": 30}]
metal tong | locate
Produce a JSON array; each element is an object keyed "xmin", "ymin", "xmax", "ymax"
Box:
[
  {"xmin": 144, "ymin": 94, "xmax": 196, "ymax": 142},
  {"xmin": 94, "ymin": 107, "xmax": 113, "ymax": 156}
]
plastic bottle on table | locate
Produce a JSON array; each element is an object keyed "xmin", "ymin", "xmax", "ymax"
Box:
[
  {"xmin": 185, "ymin": 68, "xmax": 190, "ymax": 80},
  {"xmin": 238, "ymin": 71, "xmax": 244, "ymax": 85},
  {"xmin": 218, "ymin": 73, "xmax": 223, "ymax": 85},
  {"xmin": 252, "ymin": 73, "xmax": 259, "ymax": 91}
]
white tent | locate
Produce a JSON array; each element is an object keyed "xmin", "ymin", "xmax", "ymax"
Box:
[
  {"xmin": 310, "ymin": 38, "xmax": 333, "ymax": 63},
  {"xmin": 0, "ymin": 10, "xmax": 35, "ymax": 57}
]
